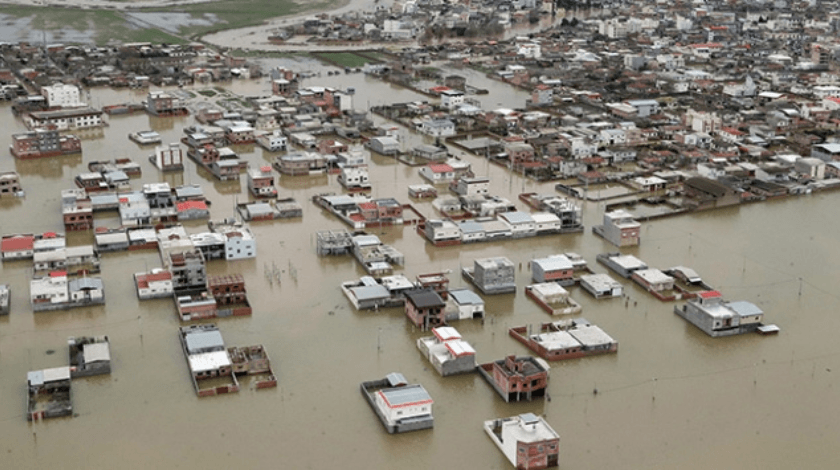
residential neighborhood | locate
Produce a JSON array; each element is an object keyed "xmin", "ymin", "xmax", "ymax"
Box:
[{"xmin": 0, "ymin": 0, "xmax": 837, "ymax": 468}]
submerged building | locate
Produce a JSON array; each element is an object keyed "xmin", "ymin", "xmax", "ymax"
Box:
[
  {"xmin": 484, "ymin": 413, "xmax": 559, "ymax": 470},
  {"xmin": 360, "ymin": 372, "xmax": 434, "ymax": 434},
  {"xmin": 674, "ymin": 291, "xmax": 766, "ymax": 337}
]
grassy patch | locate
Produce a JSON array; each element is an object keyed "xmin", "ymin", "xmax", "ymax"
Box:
[
  {"xmin": 0, "ymin": 6, "xmax": 186, "ymax": 45},
  {"xmin": 228, "ymin": 48, "xmax": 304, "ymax": 59},
  {"xmin": 158, "ymin": 0, "xmax": 339, "ymax": 38},
  {"xmin": 0, "ymin": 0, "xmax": 344, "ymax": 45},
  {"xmin": 360, "ymin": 51, "xmax": 391, "ymax": 61},
  {"xmin": 311, "ymin": 52, "xmax": 373, "ymax": 68},
  {"xmin": 197, "ymin": 89, "xmax": 217, "ymax": 97}
]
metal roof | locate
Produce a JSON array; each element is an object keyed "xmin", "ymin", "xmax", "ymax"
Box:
[
  {"xmin": 184, "ymin": 329, "xmax": 225, "ymax": 354},
  {"xmin": 351, "ymin": 284, "xmax": 389, "ymax": 301},
  {"xmin": 445, "ymin": 340, "xmax": 475, "ymax": 357},
  {"xmin": 69, "ymin": 277, "xmax": 103, "ymax": 291},
  {"xmin": 634, "ymin": 268, "xmax": 673, "ymax": 284},
  {"xmin": 449, "ymin": 288, "xmax": 483, "ymax": 305},
  {"xmin": 499, "ymin": 211, "xmax": 535, "ymax": 225},
  {"xmin": 533, "ymin": 255, "xmax": 573, "ymax": 272},
  {"xmin": 432, "ymin": 327, "xmax": 461, "ymax": 342},
  {"xmin": 727, "ymin": 301, "xmax": 763, "ymax": 317},
  {"xmin": 379, "ymin": 384, "xmax": 432, "ymax": 408},
  {"xmin": 406, "ymin": 289, "xmax": 445, "ymax": 309},
  {"xmin": 458, "ymin": 220, "xmax": 484, "ymax": 234},
  {"xmin": 386, "ymin": 372, "xmax": 407, "ymax": 387}
]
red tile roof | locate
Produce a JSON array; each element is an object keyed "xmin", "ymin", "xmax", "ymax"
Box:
[
  {"xmin": 699, "ymin": 290, "xmax": 721, "ymax": 299},
  {"xmin": 177, "ymin": 200, "xmax": 208, "ymax": 212},
  {"xmin": 428, "ymin": 163, "xmax": 454, "ymax": 173},
  {"xmin": 1, "ymin": 235, "xmax": 34, "ymax": 252}
]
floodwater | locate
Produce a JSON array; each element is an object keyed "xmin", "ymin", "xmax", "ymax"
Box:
[{"xmin": 2, "ymin": 67, "xmax": 840, "ymax": 470}]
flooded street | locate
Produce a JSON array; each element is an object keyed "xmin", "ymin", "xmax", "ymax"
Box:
[{"xmin": 1, "ymin": 68, "xmax": 840, "ymax": 470}]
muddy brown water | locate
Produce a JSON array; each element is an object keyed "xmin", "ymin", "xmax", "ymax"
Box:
[{"xmin": 1, "ymin": 69, "xmax": 840, "ymax": 469}]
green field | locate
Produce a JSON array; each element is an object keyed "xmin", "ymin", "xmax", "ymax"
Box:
[
  {"xmin": 0, "ymin": 6, "xmax": 187, "ymax": 44},
  {"xmin": 312, "ymin": 52, "xmax": 379, "ymax": 68},
  {"xmin": 156, "ymin": 0, "xmax": 337, "ymax": 38},
  {"xmin": 0, "ymin": 0, "xmax": 343, "ymax": 45}
]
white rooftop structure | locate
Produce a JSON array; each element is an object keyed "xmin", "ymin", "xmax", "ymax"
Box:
[
  {"xmin": 187, "ymin": 350, "xmax": 232, "ymax": 374},
  {"xmin": 83, "ymin": 342, "xmax": 111, "ymax": 364},
  {"xmin": 611, "ymin": 254, "xmax": 646, "ymax": 271}
]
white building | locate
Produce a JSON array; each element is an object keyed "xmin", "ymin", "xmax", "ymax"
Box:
[
  {"xmin": 41, "ymin": 83, "xmax": 83, "ymax": 108},
  {"xmin": 440, "ymin": 89, "xmax": 464, "ymax": 109},
  {"xmin": 30, "ymin": 272, "xmax": 70, "ymax": 306},
  {"xmin": 210, "ymin": 223, "xmax": 256, "ymax": 260},
  {"xmin": 625, "ymin": 99, "xmax": 660, "ymax": 118},
  {"xmin": 381, "ymin": 19, "xmax": 415, "ymax": 39},
  {"xmin": 134, "ymin": 269, "xmax": 174, "ymax": 300},
  {"xmin": 424, "ymin": 219, "xmax": 461, "ymax": 244},
  {"xmin": 723, "ymin": 76, "xmax": 757, "ymax": 97},
  {"xmin": 600, "ymin": 128, "xmax": 626, "ymax": 146},
  {"xmin": 417, "ymin": 118, "xmax": 456, "ymax": 137},
  {"xmin": 373, "ymin": 383, "xmax": 433, "ymax": 429},
  {"xmin": 416, "ymin": 327, "xmax": 476, "ymax": 376},
  {"xmin": 674, "ymin": 291, "xmax": 765, "ymax": 337},
  {"xmin": 152, "ymin": 143, "xmax": 184, "ymax": 171},
  {"xmin": 419, "ymin": 163, "xmax": 455, "ymax": 183},
  {"xmin": 447, "ymin": 288, "xmax": 485, "ymax": 320},
  {"xmin": 517, "ymin": 42, "xmax": 542, "ymax": 59},
  {"xmin": 580, "ymin": 273, "xmax": 623, "ymax": 298},
  {"xmin": 451, "ymin": 176, "xmax": 489, "ymax": 197},
  {"xmin": 338, "ymin": 166, "xmax": 371, "ymax": 190},
  {"xmin": 256, "ymin": 130, "xmax": 288, "ymax": 152},
  {"xmin": 595, "ymin": 210, "xmax": 640, "ymax": 247},
  {"xmin": 498, "ymin": 211, "xmax": 536, "ymax": 238}
]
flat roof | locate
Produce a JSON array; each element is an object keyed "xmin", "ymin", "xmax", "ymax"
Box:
[
  {"xmin": 28, "ymin": 366, "xmax": 71, "ymax": 386},
  {"xmin": 475, "ymin": 256, "xmax": 513, "ymax": 269},
  {"xmin": 533, "ymin": 330, "xmax": 581, "ymax": 350},
  {"xmin": 380, "ymin": 275, "xmax": 415, "ymax": 291},
  {"xmin": 581, "ymin": 273, "xmax": 621, "ymax": 290},
  {"xmin": 188, "ymin": 350, "xmax": 231, "ymax": 374},
  {"xmin": 611, "ymin": 254, "xmax": 647, "ymax": 270},
  {"xmin": 533, "ymin": 255, "xmax": 573, "ymax": 271},
  {"xmin": 569, "ymin": 324, "xmax": 616, "ymax": 347},
  {"xmin": 530, "ymin": 282, "xmax": 568, "ymax": 297},
  {"xmin": 634, "ymin": 268, "xmax": 673, "ymax": 284},
  {"xmin": 531, "ymin": 212, "xmax": 561, "ymax": 223},
  {"xmin": 83, "ymin": 341, "xmax": 111, "ymax": 363},
  {"xmin": 493, "ymin": 414, "xmax": 558, "ymax": 443}
]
